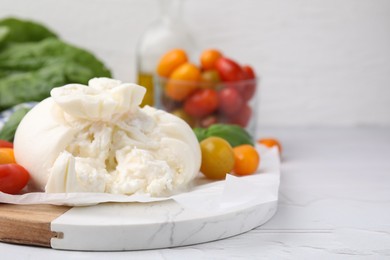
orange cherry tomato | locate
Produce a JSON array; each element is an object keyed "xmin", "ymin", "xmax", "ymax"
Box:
[
  {"xmin": 232, "ymin": 144, "xmax": 260, "ymax": 176},
  {"xmin": 165, "ymin": 63, "xmax": 201, "ymax": 101},
  {"xmin": 157, "ymin": 49, "xmax": 188, "ymax": 78},
  {"xmin": 258, "ymin": 138, "xmax": 282, "ymax": 154},
  {"xmin": 200, "ymin": 49, "xmax": 223, "ymax": 70},
  {"xmin": 0, "ymin": 148, "xmax": 15, "ymax": 164},
  {"xmin": 0, "ymin": 164, "xmax": 30, "ymax": 194}
]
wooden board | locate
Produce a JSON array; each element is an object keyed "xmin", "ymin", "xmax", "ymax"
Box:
[
  {"xmin": 0, "ymin": 204, "xmax": 71, "ymax": 247},
  {"xmin": 0, "ymin": 200, "xmax": 278, "ymax": 251}
]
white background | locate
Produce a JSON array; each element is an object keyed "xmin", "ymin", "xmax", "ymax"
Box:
[{"xmin": 1, "ymin": 0, "xmax": 389, "ymax": 126}]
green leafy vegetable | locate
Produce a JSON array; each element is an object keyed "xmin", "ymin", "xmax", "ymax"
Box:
[
  {"xmin": 0, "ymin": 106, "xmax": 31, "ymax": 142},
  {"xmin": 0, "ymin": 38, "xmax": 111, "ymax": 110},
  {"xmin": 193, "ymin": 127, "xmax": 207, "ymax": 143},
  {"xmin": 193, "ymin": 124, "xmax": 254, "ymax": 147},
  {"xmin": 0, "ymin": 17, "xmax": 57, "ymax": 47},
  {"xmin": 0, "ymin": 17, "xmax": 111, "ymax": 111}
]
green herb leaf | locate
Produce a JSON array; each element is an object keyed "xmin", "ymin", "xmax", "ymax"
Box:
[{"xmin": 0, "ymin": 106, "xmax": 31, "ymax": 142}]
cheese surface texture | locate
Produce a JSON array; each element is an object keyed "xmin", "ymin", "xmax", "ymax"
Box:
[{"xmin": 14, "ymin": 78, "xmax": 201, "ymax": 196}]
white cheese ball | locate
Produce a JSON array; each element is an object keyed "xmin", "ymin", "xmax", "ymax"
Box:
[{"xmin": 14, "ymin": 78, "xmax": 201, "ymax": 196}]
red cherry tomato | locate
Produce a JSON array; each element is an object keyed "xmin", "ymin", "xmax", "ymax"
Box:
[
  {"xmin": 228, "ymin": 65, "xmax": 257, "ymax": 102},
  {"xmin": 0, "ymin": 164, "xmax": 30, "ymax": 194},
  {"xmin": 184, "ymin": 89, "xmax": 219, "ymax": 118},
  {"xmin": 229, "ymin": 104, "xmax": 252, "ymax": 127},
  {"xmin": 241, "ymin": 65, "xmax": 257, "ymax": 101},
  {"xmin": 0, "ymin": 140, "xmax": 13, "ymax": 148},
  {"xmin": 242, "ymin": 65, "xmax": 256, "ymax": 79},
  {"xmin": 218, "ymin": 87, "xmax": 244, "ymax": 116},
  {"xmin": 215, "ymin": 57, "xmax": 245, "ymax": 82}
]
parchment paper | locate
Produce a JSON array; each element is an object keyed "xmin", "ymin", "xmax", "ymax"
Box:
[{"xmin": 0, "ymin": 145, "xmax": 280, "ymax": 210}]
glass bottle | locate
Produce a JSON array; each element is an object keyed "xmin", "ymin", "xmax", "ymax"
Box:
[{"xmin": 136, "ymin": 0, "xmax": 196, "ymax": 107}]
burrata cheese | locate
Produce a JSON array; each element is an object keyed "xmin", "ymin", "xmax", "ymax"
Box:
[{"xmin": 14, "ymin": 78, "xmax": 201, "ymax": 196}]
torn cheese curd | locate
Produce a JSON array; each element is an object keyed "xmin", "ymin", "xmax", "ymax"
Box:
[{"xmin": 14, "ymin": 78, "xmax": 201, "ymax": 196}]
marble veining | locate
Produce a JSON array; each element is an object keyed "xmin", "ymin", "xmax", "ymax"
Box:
[{"xmin": 50, "ymin": 191, "xmax": 279, "ymax": 250}]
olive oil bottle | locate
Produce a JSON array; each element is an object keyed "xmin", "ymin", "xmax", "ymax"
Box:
[{"xmin": 136, "ymin": 0, "xmax": 196, "ymax": 107}]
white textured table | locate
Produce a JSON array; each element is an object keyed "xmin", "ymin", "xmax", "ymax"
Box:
[{"xmin": 1, "ymin": 127, "xmax": 389, "ymax": 259}]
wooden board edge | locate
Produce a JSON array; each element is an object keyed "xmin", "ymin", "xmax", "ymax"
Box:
[{"xmin": 0, "ymin": 204, "xmax": 71, "ymax": 247}]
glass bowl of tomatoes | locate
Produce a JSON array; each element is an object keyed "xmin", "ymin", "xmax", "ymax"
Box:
[{"xmin": 154, "ymin": 49, "xmax": 259, "ymax": 135}]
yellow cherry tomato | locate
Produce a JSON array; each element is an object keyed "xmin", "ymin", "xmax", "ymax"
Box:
[
  {"xmin": 200, "ymin": 70, "xmax": 221, "ymax": 89},
  {"xmin": 200, "ymin": 137, "xmax": 235, "ymax": 180}
]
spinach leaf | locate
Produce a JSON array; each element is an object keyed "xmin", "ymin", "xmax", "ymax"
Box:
[
  {"xmin": 0, "ymin": 17, "xmax": 57, "ymax": 47},
  {"xmin": 0, "ymin": 19, "xmax": 111, "ymax": 111},
  {"xmin": 0, "ymin": 106, "xmax": 31, "ymax": 142}
]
